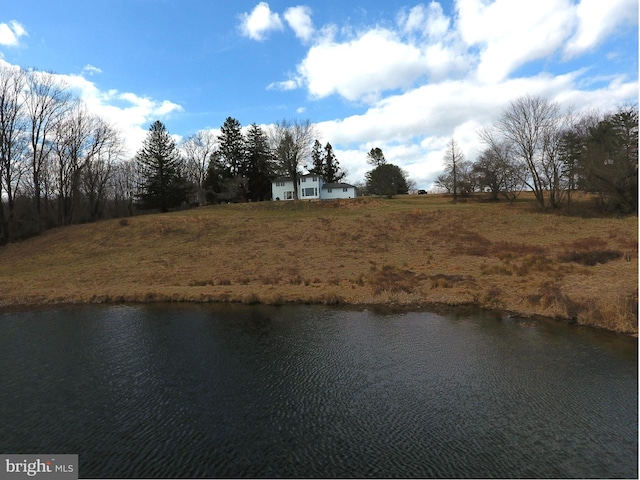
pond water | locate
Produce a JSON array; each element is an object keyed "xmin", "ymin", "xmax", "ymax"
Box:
[{"xmin": 0, "ymin": 304, "xmax": 636, "ymax": 478}]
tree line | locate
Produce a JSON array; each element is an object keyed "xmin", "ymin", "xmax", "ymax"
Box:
[
  {"xmin": 437, "ymin": 96, "xmax": 638, "ymax": 213},
  {"xmin": 137, "ymin": 117, "xmax": 413, "ymax": 209},
  {"xmin": 136, "ymin": 117, "xmax": 350, "ymax": 211},
  {"xmin": 0, "ymin": 66, "xmax": 127, "ymax": 242},
  {"xmin": 0, "ymin": 62, "xmax": 361, "ymax": 243},
  {"xmin": 1, "ymin": 64, "xmax": 636, "ymax": 244},
  {"xmin": 0, "ymin": 64, "xmax": 354, "ymax": 242}
]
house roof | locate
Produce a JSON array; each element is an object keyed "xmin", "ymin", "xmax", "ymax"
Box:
[
  {"xmin": 322, "ymin": 182, "xmax": 356, "ymax": 189},
  {"xmin": 272, "ymin": 174, "xmax": 321, "ymax": 182}
]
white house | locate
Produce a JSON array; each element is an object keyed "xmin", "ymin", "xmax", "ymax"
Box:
[{"xmin": 272, "ymin": 174, "xmax": 357, "ymax": 200}]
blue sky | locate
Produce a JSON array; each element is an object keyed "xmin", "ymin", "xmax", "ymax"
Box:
[{"xmin": 0, "ymin": 0, "xmax": 637, "ymax": 188}]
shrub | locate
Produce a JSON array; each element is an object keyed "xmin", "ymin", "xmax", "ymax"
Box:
[
  {"xmin": 320, "ymin": 292, "xmax": 344, "ymax": 305},
  {"xmin": 241, "ymin": 293, "xmax": 260, "ymax": 304},
  {"xmin": 288, "ymin": 275, "xmax": 303, "ymax": 285},
  {"xmin": 480, "ymin": 262, "xmax": 513, "ymax": 276},
  {"xmin": 529, "ymin": 281, "xmax": 580, "ymax": 319},
  {"xmin": 482, "ymin": 286, "xmax": 503, "ymax": 307},
  {"xmin": 569, "ymin": 237, "xmax": 608, "ymax": 250},
  {"xmin": 369, "ymin": 264, "xmax": 418, "ymax": 295},
  {"xmin": 576, "ymin": 292, "xmax": 638, "ymax": 333},
  {"xmin": 512, "ymin": 255, "xmax": 555, "ymax": 276},
  {"xmin": 429, "ymin": 274, "xmax": 466, "ymax": 289},
  {"xmin": 490, "ymin": 241, "xmax": 547, "ymax": 258},
  {"xmin": 558, "ymin": 250, "xmax": 622, "ymax": 266}
]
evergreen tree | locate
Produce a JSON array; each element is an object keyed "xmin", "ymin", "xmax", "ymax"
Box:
[
  {"xmin": 365, "ymin": 163, "xmax": 409, "ymax": 198},
  {"xmin": 307, "ymin": 140, "xmax": 345, "ymax": 183},
  {"xmin": 218, "ymin": 117, "xmax": 246, "ymax": 177},
  {"xmin": 367, "ymin": 147, "xmax": 386, "ymax": 167},
  {"xmin": 135, "ymin": 120, "xmax": 187, "ymax": 212},
  {"xmin": 217, "ymin": 117, "xmax": 247, "ymax": 201},
  {"xmin": 580, "ymin": 106, "xmax": 638, "ymax": 212},
  {"xmin": 309, "ymin": 139, "xmax": 323, "ymax": 175},
  {"xmin": 245, "ymin": 123, "xmax": 274, "ymax": 201},
  {"xmin": 322, "ymin": 142, "xmax": 345, "ymax": 183},
  {"xmin": 203, "ymin": 150, "xmax": 224, "ymax": 203}
]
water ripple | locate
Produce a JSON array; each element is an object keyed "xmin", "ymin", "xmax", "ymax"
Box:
[{"xmin": 0, "ymin": 305, "xmax": 636, "ymax": 478}]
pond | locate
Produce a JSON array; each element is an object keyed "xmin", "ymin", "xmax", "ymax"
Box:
[{"xmin": 0, "ymin": 304, "xmax": 636, "ymax": 478}]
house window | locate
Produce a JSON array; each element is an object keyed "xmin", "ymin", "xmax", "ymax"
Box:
[
  {"xmin": 301, "ymin": 177, "xmax": 306, "ymax": 183},
  {"xmin": 343, "ymin": 188, "xmax": 348, "ymax": 192},
  {"xmin": 285, "ymin": 191, "xmax": 293, "ymax": 199},
  {"xmin": 312, "ymin": 176, "xmax": 317, "ymax": 181},
  {"xmin": 276, "ymin": 181, "xmax": 285, "ymax": 187},
  {"xmin": 304, "ymin": 187, "xmax": 315, "ymax": 197},
  {"xmin": 327, "ymin": 188, "xmax": 332, "ymax": 193}
]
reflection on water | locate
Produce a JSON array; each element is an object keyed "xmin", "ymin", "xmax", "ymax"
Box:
[{"xmin": 0, "ymin": 304, "xmax": 636, "ymax": 478}]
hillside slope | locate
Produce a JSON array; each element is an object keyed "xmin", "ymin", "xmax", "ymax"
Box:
[{"xmin": 1, "ymin": 195, "xmax": 637, "ymax": 333}]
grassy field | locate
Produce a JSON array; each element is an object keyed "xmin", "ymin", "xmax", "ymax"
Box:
[{"xmin": 0, "ymin": 193, "xmax": 637, "ymax": 334}]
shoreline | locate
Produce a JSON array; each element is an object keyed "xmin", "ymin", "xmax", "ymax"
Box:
[{"xmin": 1, "ymin": 289, "xmax": 636, "ymax": 337}]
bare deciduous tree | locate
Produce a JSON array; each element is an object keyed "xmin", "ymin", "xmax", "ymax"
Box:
[
  {"xmin": 180, "ymin": 130, "xmax": 218, "ymax": 205},
  {"xmin": 25, "ymin": 71, "xmax": 71, "ymax": 229},
  {"xmin": 477, "ymin": 129, "xmax": 526, "ymax": 203},
  {"xmin": 494, "ymin": 95, "xmax": 563, "ymax": 208},
  {"xmin": 53, "ymin": 104, "xmax": 98, "ymax": 223},
  {"xmin": 540, "ymin": 113, "xmax": 572, "ymax": 208},
  {"xmin": 0, "ymin": 65, "xmax": 27, "ymax": 241},
  {"xmin": 443, "ymin": 137, "xmax": 464, "ymax": 201},
  {"xmin": 270, "ymin": 118, "xmax": 316, "ymax": 200},
  {"xmin": 82, "ymin": 122, "xmax": 124, "ymax": 220},
  {"xmin": 111, "ymin": 159, "xmax": 140, "ymax": 217}
]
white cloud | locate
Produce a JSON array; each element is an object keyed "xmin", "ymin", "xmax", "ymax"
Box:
[
  {"xmin": 267, "ymin": 78, "xmax": 300, "ymax": 91},
  {"xmin": 280, "ymin": 0, "xmax": 636, "ymax": 103},
  {"xmin": 239, "ymin": 2, "xmax": 284, "ymax": 41},
  {"xmin": 399, "ymin": 2, "xmax": 450, "ymax": 39},
  {"xmin": 284, "ymin": 6, "xmax": 315, "ymax": 42},
  {"xmin": 399, "ymin": 5, "xmax": 428, "ymax": 35},
  {"xmin": 9, "ymin": 20, "xmax": 26, "ymax": 38},
  {"xmin": 81, "ymin": 64, "xmax": 102, "ymax": 76},
  {"xmin": 267, "ymin": 0, "xmax": 636, "ymax": 188},
  {"xmin": 298, "ymin": 28, "xmax": 428, "ymax": 102},
  {"xmin": 58, "ymin": 72, "xmax": 183, "ymax": 157},
  {"xmin": 456, "ymin": 0, "xmax": 576, "ymax": 83},
  {"xmin": 273, "ymin": 3, "xmax": 460, "ymax": 102},
  {"xmin": 564, "ymin": 0, "xmax": 638, "ymax": 57},
  {"xmin": 0, "ymin": 20, "xmax": 27, "ymax": 47},
  {"xmin": 293, "ymin": 21, "xmax": 469, "ymax": 103}
]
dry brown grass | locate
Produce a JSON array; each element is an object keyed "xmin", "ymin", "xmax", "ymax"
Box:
[{"xmin": 0, "ymin": 193, "xmax": 637, "ymax": 334}]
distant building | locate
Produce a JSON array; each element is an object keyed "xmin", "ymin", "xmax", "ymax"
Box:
[{"xmin": 272, "ymin": 174, "xmax": 357, "ymax": 200}]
